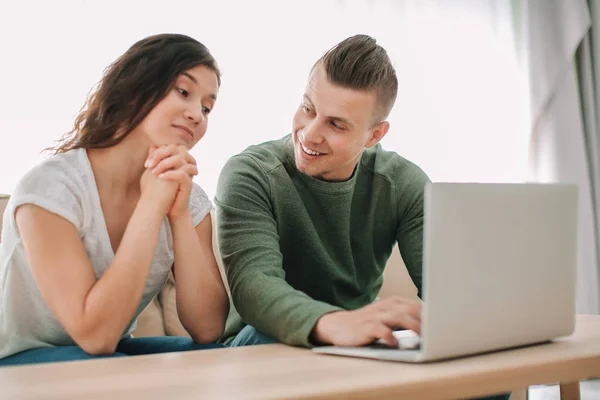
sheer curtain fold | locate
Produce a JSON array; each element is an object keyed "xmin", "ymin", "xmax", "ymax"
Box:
[{"xmin": 522, "ymin": 0, "xmax": 599, "ymax": 314}]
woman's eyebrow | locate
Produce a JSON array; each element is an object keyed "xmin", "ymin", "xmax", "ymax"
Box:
[
  {"xmin": 181, "ymin": 72, "xmax": 217, "ymax": 100},
  {"xmin": 182, "ymin": 72, "xmax": 197, "ymax": 84}
]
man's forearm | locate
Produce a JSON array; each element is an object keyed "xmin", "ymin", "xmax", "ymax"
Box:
[{"xmin": 231, "ymin": 270, "xmax": 342, "ymax": 346}]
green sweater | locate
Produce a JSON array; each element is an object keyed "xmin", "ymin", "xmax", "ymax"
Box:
[{"xmin": 215, "ymin": 135, "xmax": 430, "ymax": 347}]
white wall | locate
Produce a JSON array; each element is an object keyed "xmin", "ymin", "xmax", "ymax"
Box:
[{"xmin": 0, "ymin": 0, "xmax": 529, "ymax": 198}]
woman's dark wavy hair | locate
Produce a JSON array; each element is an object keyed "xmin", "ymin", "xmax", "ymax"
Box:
[{"xmin": 49, "ymin": 33, "xmax": 221, "ymax": 154}]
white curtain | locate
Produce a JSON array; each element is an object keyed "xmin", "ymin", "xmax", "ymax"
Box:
[
  {"xmin": 0, "ymin": 0, "xmax": 528, "ymax": 198},
  {"xmin": 520, "ymin": 0, "xmax": 599, "ymax": 314}
]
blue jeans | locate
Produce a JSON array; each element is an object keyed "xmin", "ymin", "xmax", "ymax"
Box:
[
  {"xmin": 228, "ymin": 325, "xmax": 279, "ymax": 346},
  {"xmin": 0, "ymin": 336, "xmax": 223, "ymax": 366},
  {"xmin": 229, "ymin": 326, "xmax": 510, "ymax": 400}
]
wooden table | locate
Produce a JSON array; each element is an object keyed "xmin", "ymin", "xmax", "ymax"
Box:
[{"xmin": 1, "ymin": 314, "xmax": 599, "ymax": 400}]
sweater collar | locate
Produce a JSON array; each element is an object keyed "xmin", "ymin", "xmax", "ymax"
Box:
[{"xmin": 284, "ymin": 135, "xmax": 359, "ymax": 195}]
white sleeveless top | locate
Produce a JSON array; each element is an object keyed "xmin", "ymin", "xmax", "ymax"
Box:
[{"xmin": 0, "ymin": 148, "xmax": 212, "ymax": 359}]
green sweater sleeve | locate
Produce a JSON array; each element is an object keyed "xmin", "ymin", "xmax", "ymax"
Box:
[
  {"xmin": 215, "ymin": 155, "xmax": 342, "ymax": 347},
  {"xmin": 395, "ymin": 178, "xmax": 430, "ymax": 299}
]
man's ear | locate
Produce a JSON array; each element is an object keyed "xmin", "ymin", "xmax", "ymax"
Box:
[{"xmin": 366, "ymin": 121, "xmax": 390, "ymax": 148}]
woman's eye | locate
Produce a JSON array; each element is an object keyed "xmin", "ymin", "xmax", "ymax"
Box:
[
  {"xmin": 203, "ymin": 107, "xmax": 212, "ymax": 115},
  {"xmin": 302, "ymin": 105, "xmax": 311, "ymax": 114},
  {"xmin": 177, "ymin": 88, "xmax": 189, "ymax": 97}
]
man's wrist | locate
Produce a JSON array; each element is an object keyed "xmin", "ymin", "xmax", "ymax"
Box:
[{"xmin": 310, "ymin": 311, "xmax": 339, "ymax": 345}]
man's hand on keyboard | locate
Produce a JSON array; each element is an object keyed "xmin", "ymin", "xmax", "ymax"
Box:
[{"xmin": 310, "ymin": 296, "xmax": 422, "ymax": 347}]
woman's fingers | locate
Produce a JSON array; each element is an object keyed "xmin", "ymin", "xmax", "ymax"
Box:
[
  {"xmin": 145, "ymin": 144, "xmax": 196, "ymax": 169},
  {"xmin": 151, "ymin": 155, "xmax": 187, "ymax": 176},
  {"xmin": 158, "ymin": 164, "xmax": 198, "ymax": 181}
]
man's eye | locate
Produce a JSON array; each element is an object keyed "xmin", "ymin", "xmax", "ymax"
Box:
[{"xmin": 331, "ymin": 121, "xmax": 344, "ymax": 130}]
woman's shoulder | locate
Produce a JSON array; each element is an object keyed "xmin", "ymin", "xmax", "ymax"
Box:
[
  {"xmin": 8, "ymin": 149, "xmax": 93, "ymax": 232},
  {"xmin": 44, "ymin": 148, "xmax": 88, "ymax": 174},
  {"xmin": 189, "ymin": 183, "xmax": 212, "ymax": 226},
  {"xmin": 13, "ymin": 149, "xmax": 89, "ymax": 196}
]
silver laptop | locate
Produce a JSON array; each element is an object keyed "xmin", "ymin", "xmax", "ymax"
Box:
[{"xmin": 313, "ymin": 183, "xmax": 578, "ymax": 362}]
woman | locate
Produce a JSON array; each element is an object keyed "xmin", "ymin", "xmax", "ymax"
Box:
[{"xmin": 0, "ymin": 33, "xmax": 229, "ymax": 365}]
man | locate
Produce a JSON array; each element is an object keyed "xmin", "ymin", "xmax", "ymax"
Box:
[
  {"xmin": 216, "ymin": 34, "xmax": 426, "ymax": 348},
  {"xmin": 216, "ymin": 34, "xmax": 511, "ymax": 400}
]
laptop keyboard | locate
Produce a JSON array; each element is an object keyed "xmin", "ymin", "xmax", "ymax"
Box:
[
  {"xmin": 367, "ymin": 341, "xmax": 421, "ymax": 350},
  {"xmin": 368, "ymin": 330, "xmax": 421, "ymax": 350}
]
